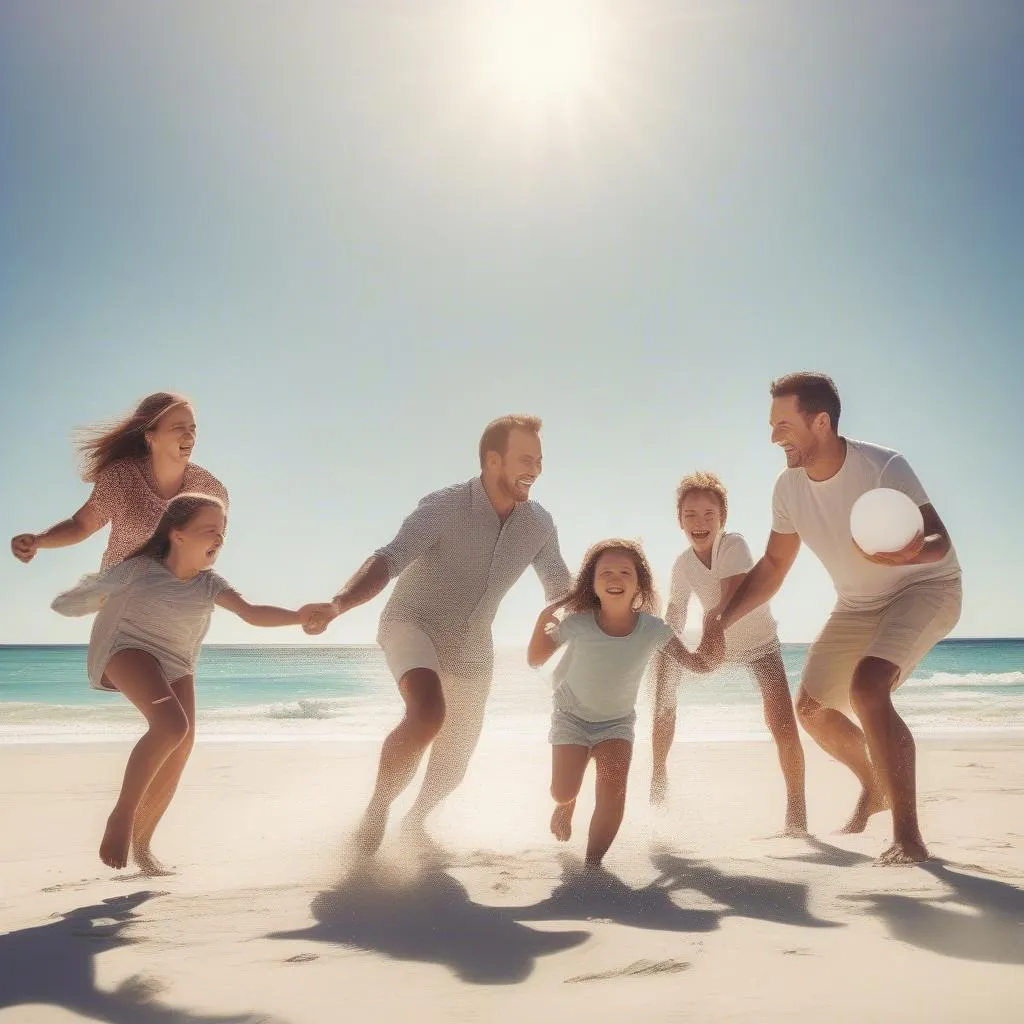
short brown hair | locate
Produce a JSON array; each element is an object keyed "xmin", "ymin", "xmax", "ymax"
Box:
[
  {"xmin": 675, "ymin": 471, "xmax": 728, "ymax": 524},
  {"xmin": 478, "ymin": 414, "xmax": 542, "ymax": 468},
  {"xmin": 770, "ymin": 372, "xmax": 841, "ymax": 432},
  {"xmin": 560, "ymin": 539, "xmax": 660, "ymax": 616}
]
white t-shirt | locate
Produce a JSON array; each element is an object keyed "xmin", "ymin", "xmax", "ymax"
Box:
[
  {"xmin": 668, "ymin": 532, "xmax": 778, "ymax": 663},
  {"xmin": 771, "ymin": 438, "xmax": 961, "ymax": 612},
  {"xmin": 551, "ymin": 612, "xmax": 674, "ymax": 721}
]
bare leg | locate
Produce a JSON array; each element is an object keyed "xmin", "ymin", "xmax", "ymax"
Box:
[
  {"xmin": 650, "ymin": 662, "xmax": 677, "ymax": 805},
  {"xmin": 100, "ymin": 651, "xmax": 191, "ymax": 870},
  {"xmin": 550, "ymin": 745, "xmax": 589, "ymax": 842},
  {"xmin": 749, "ymin": 653, "xmax": 807, "ymax": 835},
  {"xmin": 356, "ymin": 668, "xmax": 445, "ymax": 854},
  {"xmin": 402, "ymin": 676, "xmax": 489, "ymax": 834},
  {"xmin": 849, "ymin": 657, "xmax": 928, "ymax": 864},
  {"xmin": 795, "ymin": 686, "xmax": 887, "ymax": 834},
  {"xmin": 130, "ymin": 675, "xmax": 195, "ymax": 875},
  {"xmin": 586, "ymin": 739, "xmax": 632, "ymax": 866}
]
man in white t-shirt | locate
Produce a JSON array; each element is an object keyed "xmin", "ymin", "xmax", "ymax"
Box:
[
  {"xmin": 717, "ymin": 373, "xmax": 962, "ymax": 865},
  {"xmin": 652, "ymin": 472, "xmax": 806, "ymax": 836}
]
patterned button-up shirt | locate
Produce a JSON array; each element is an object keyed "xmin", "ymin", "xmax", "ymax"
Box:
[{"xmin": 375, "ymin": 476, "xmax": 572, "ymax": 678}]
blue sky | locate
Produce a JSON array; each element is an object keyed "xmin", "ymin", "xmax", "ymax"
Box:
[{"xmin": 2, "ymin": 1, "xmax": 1021, "ymax": 645}]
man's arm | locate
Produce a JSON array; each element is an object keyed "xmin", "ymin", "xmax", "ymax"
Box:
[
  {"xmin": 302, "ymin": 490, "xmax": 450, "ymax": 635},
  {"xmin": 718, "ymin": 530, "xmax": 800, "ymax": 632},
  {"xmin": 532, "ymin": 527, "xmax": 573, "ymax": 603},
  {"xmin": 857, "ymin": 503, "xmax": 952, "ymax": 567}
]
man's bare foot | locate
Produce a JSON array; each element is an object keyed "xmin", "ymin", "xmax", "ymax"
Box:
[
  {"xmin": 650, "ymin": 771, "xmax": 668, "ymax": 806},
  {"xmin": 131, "ymin": 845, "xmax": 175, "ymax": 877},
  {"xmin": 100, "ymin": 808, "xmax": 134, "ymax": 869},
  {"xmin": 837, "ymin": 785, "xmax": 888, "ymax": 834},
  {"xmin": 354, "ymin": 803, "xmax": 389, "ymax": 856},
  {"xmin": 550, "ymin": 803, "xmax": 574, "ymax": 842},
  {"xmin": 877, "ymin": 837, "xmax": 929, "ymax": 865}
]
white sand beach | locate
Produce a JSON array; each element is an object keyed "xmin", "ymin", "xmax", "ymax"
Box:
[{"xmin": 1, "ymin": 736, "xmax": 1022, "ymax": 1023}]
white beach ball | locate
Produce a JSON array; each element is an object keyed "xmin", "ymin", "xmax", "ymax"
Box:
[{"xmin": 850, "ymin": 488, "xmax": 924, "ymax": 555}]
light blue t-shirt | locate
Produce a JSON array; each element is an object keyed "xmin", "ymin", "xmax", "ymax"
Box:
[{"xmin": 551, "ymin": 612, "xmax": 674, "ymax": 722}]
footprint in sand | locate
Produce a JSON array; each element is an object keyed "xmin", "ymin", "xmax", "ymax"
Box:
[
  {"xmin": 284, "ymin": 953, "xmax": 319, "ymax": 963},
  {"xmin": 565, "ymin": 959, "xmax": 690, "ymax": 983}
]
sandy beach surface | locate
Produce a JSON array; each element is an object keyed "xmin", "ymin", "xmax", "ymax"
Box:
[{"xmin": 1, "ymin": 735, "xmax": 1022, "ymax": 1023}]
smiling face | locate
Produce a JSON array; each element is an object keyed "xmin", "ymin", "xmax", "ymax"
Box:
[
  {"xmin": 592, "ymin": 549, "xmax": 640, "ymax": 611},
  {"xmin": 679, "ymin": 491, "xmax": 724, "ymax": 557},
  {"xmin": 491, "ymin": 427, "xmax": 543, "ymax": 504},
  {"xmin": 770, "ymin": 394, "xmax": 830, "ymax": 469},
  {"xmin": 169, "ymin": 503, "xmax": 226, "ymax": 570},
  {"xmin": 146, "ymin": 402, "xmax": 197, "ymax": 467}
]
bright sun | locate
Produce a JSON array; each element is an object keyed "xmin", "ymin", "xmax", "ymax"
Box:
[{"xmin": 469, "ymin": 1, "xmax": 606, "ymax": 122}]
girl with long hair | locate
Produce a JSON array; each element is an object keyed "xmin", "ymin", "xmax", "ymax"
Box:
[
  {"xmin": 52, "ymin": 493, "xmax": 312, "ymax": 874},
  {"xmin": 528, "ymin": 539, "xmax": 724, "ymax": 866}
]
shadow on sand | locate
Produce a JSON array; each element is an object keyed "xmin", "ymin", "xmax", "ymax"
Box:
[
  {"xmin": 267, "ymin": 859, "xmax": 589, "ymax": 985},
  {"xmin": 845, "ymin": 860, "xmax": 1024, "ymax": 965},
  {"xmin": 0, "ymin": 890, "xmax": 277, "ymax": 1023},
  {"xmin": 268, "ymin": 843, "xmax": 845, "ymax": 985}
]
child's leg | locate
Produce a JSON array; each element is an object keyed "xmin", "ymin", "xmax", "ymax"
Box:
[
  {"xmin": 101, "ymin": 651, "xmax": 190, "ymax": 869},
  {"xmin": 550, "ymin": 744, "xmax": 589, "ymax": 842},
  {"xmin": 586, "ymin": 739, "xmax": 633, "ymax": 865},
  {"xmin": 130, "ymin": 674, "xmax": 196, "ymax": 874},
  {"xmin": 749, "ymin": 651, "xmax": 808, "ymax": 835},
  {"xmin": 650, "ymin": 661, "xmax": 677, "ymax": 804}
]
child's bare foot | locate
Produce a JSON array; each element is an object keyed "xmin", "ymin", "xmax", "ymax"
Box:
[
  {"xmin": 100, "ymin": 808, "xmax": 134, "ymax": 869},
  {"xmin": 132, "ymin": 845, "xmax": 175, "ymax": 877},
  {"xmin": 837, "ymin": 784, "xmax": 888, "ymax": 834},
  {"xmin": 550, "ymin": 803, "xmax": 574, "ymax": 842},
  {"xmin": 354, "ymin": 802, "xmax": 388, "ymax": 855},
  {"xmin": 877, "ymin": 836, "xmax": 929, "ymax": 865},
  {"xmin": 649, "ymin": 771, "xmax": 668, "ymax": 806}
]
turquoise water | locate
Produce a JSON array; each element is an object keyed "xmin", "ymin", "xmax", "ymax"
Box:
[{"xmin": 0, "ymin": 640, "xmax": 1021, "ymax": 744}]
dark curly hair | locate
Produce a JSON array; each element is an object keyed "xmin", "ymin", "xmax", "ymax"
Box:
[{"xmin": 559, "ymin": 538, "xmax": 660, "ymax": 616}]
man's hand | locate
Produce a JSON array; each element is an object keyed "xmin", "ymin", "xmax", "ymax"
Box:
[
  {"xmin": 11, "ymin": 534, "xmax": 38, "ymax": 563},
  {"xmin": 853, "ymin": 531, "xmax": 926, "ymax": 567},
  {"xmin": 299, "ymin": 602, "xmax": 339, "ymax": 636}
]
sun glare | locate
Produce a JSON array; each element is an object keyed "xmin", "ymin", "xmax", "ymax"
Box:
[{"xmin": 470, "ymin": 1, "xmax": 606, "ymax": 121}]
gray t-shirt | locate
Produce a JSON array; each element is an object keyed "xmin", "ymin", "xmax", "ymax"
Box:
[
  {"xmin": 52, "ymin": 556, "xmax": 235, "ymax": 689},
  {"xmin": 551, "ymin": 612, "xmax": 674, "ymax": 722},
  {"xmin": 375, "ymin": 475, "xmax": 572, "ymax": 678}
]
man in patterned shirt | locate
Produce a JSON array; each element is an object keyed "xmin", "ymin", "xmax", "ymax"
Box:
[{"xmin": 304, "ymin": 414, "xmax": 572, "ymax": 853}]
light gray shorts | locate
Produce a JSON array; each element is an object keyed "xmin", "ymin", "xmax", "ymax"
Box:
[{"xmin": 549, "ymin": 707, "xmax": 636, "ymax": 748}]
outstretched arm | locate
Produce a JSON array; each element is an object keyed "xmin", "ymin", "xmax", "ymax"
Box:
[
  {"xmin": 303, "ymin": 490, "xmax": 451, "ymax": 635},
  {"xmin": 302, "ymin": 555, "xmax": 392, "ymax": 635},
  {"xmin": 718, "ymin": 531, "xmax": 800, "ymax": 632},
  {"xmin": 215, "ymin": 589, "xmax": 304, "ymax": 628},
  {"xmin": 663, "ymin": 610, "xmax": 725, "ymax": 674},
  {"xmin": 12, "ymin": 502, "xmax": 104, "ymax": 563}
]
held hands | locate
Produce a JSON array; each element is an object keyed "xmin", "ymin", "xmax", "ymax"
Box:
[
  {"xmin": 695, "ymin": 609, "xmax": 726, "ymax": 671},
  {"xmin": 10, "ymin": 534, "xmax": 38, "ymax": 564},
  {"xmin": 853, "ymin": 531, "xmax": 925, "ymax": 567},
  {"xmin": 299, "ymin": 601, "xmax": 339, "ymax": 635}
]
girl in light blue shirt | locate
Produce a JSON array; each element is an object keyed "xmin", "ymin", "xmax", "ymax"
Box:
[{"xmin": 528, "ymin": 538, "xmax": 724, "ymax": 866}]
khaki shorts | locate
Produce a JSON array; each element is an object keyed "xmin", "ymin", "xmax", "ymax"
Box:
[{"xmin": 801, "ymin": 578, "xmax": 962, "ymax": 713}]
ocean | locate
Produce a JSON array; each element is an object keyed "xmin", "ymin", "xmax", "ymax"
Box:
[{"xmin": 0, "ymin": 640, "xmax": 1021, "ymax": 745}]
